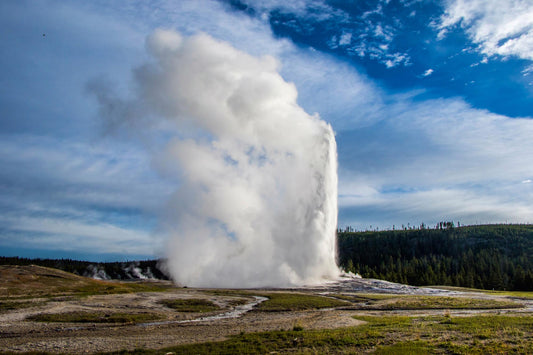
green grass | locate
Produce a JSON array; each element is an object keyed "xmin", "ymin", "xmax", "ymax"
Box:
[
  {"xmin": 482, "ymin": 290, "xmax": 533, "ymax": 299},
  {"xmin": 5, "ymin": 280, "xmax": 171, "ymax": 300},
  {"xmin": 201, "ymin": 290, "xmax": 354, "ymax": 311},
  {"xmin": 101, "ymin": 314, "xmax": 533, "ymax": 354},
  {"xmin": 351, "ymin": 293, "xmax": 400, "ymax": 300},
  {"xmin": 159, "ymin": 298, "xmax": 220, "ymax": 312},
  {"xmin": 1, "ymin": 265, "xmax": 172, "ymax": 299},
  {"xmin": 332, "ymin": 293, "xmax": 397, "ymax": 302},
  {"xmin": 201, "ymin": 289, "xmax": 251, "ymax": 297},
  {"xmin": 368, "ymin": 295, "xmax": 523, "ymax": 310},
  {"xmin": 317, "ymin": 294, "xmax": 523, "ymax": 310},
  {"xmin": 0, "ymin": 300, "xmax": 46, "ymax": 312},
  {"xmin": 27, "ymin": 311, "xmax": 161, "ymax": 324},
  {"xmin": 71, "ymin": 282, "xmax": 171, "ymax": 297},
  {"xmin": 255, "ymin": 292, "xmax": 351, "ymax": 311},
  {"xmin": 373, "ymin": 340, "xmax": 434, "ymax": 354},
  {"xmin": 429, "ymin": 286, "xmax": 533, "ymax": 299}
]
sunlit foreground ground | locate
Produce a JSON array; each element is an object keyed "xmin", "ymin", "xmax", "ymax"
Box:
[{"xmin": 1, "ymin": 265, "xmax": 532, "ymax": 354}]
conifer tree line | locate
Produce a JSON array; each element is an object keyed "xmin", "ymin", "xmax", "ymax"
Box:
[
  {"xmin": 0, "ymin": 257, "xmax": 169, "ymax": 280},
  {"xmin": 338, "ymin": 224, "xmax": 533, "ymax": 291},
  {"xmin": 2, "ymin": 224, "xmax": 532, "ymax": 291}
]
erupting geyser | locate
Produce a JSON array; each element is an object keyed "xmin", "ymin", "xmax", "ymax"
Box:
[{"xmin": 94, "ymin": 30, "xmax": 340, "ymax": 287}]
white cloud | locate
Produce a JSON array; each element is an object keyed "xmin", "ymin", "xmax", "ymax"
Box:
[
  {"xmin": 337, "ymin": 95, "xmax": 533, "ymax": 228},
  {"xmin": 340, "ymin": 187, "xmax": 533, "ymax": 229},
  {"xmin": 235, "ymin": 0, "xmax": 349, "ymax": 22},
  {"xmin": 422, "ymin": 68, "xmax": 434, "ymax": 77},
  {"xmin": 339, "ymin": 32, "xmax": 352, "ymax": 46},
  {"xmin": 523, "ymin": 64, "xmax": 533, "ymax": 76},
  {"xmin": 439, "ymin": 0, "xmax": 533, "ymax": 61},
  {"xmin": 230, "ymin": 0, "xmax": 411, "ymax": 68},
  {"xmin": 383, "ymin": 52, "xmax": 410, "ymax": 68},
  {"xmin": 0, "ymin": 135, "xmax": 170, "ymax": 257},
  {"xmin": 279, "ymin": 47, "xmax": 385, "ymax": 129},
  {"xmin": 3, "ymin": 0, "xmax": 533, "ymax": 260},
  {"xmin": 0, "ymin": 216, "xmax": 153, "ymax": 255}
]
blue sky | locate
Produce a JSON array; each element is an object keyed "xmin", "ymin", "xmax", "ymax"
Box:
[{"xmin": 1, "ymin": 0, "xmax": 532, "ymax": 261}]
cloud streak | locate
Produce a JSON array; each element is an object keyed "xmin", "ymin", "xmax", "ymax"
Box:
[
  {"xmin": 0, "ymin": 134, "xmax": 167, "ymax": 258},
  {"xmin": 2, "ymin": 0, "xmax": 532, "ymax": 262},
  {"xmin": 439, "ymin": 0, "xmax": 533, "ymax": 61},
  {"xmin": 337, "ymin": 96, "xmax": 533, "ymax": 229}
]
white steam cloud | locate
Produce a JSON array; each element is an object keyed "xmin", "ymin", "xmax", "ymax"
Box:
[{"xmin": 94, "ymin": 30, "xmax": 340, "ymax": 287}]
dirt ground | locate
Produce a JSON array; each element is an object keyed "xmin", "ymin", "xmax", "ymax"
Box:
[
  {"xmin": 0, "ymin": 288, "xmax": 365, "ymax": 353},
  {"xmin": 1, "ymin": 266, "xmax": 531, "ymax": 354}
]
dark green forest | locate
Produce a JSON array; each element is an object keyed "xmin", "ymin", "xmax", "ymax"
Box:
[
  {"xmin": 2, "ymin": 224, "xmax": 532, "ymax": 291},
  {"xmin": 338, "ymin": 224, "xmax": 533, "ymax": 291}
]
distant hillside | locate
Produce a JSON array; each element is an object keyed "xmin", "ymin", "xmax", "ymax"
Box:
[
  {"xmin": 338, "ymin": 224, "xmax": 533, "ymax": 291},
  {"xmin": 3, "ymin": 224, "xmax": 532, "ymax": 290},
  {"xmin": 0, "ymin": 257, "xmax": 169, "ymax": 281}
]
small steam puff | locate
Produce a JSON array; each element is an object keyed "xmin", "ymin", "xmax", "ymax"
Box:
[{"xmin": 120, "ymin": 30, "xmax": 339, "ymax": 287}]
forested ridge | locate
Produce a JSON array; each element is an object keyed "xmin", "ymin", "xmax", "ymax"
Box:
[
  {"xmin": 338, "ymin": 224, "xmax": 533, "ymax": 291},
  {"xmin": 2, "ymin": 224, "xmax": 532, "ymax": 290},
  {"xmin": 0, "ymin": 257, "xmax": 169, "ymax": 280}
]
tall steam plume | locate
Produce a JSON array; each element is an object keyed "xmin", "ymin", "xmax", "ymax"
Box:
[{"xmin": 94, "ymin": 30, "xmax": 340, "ymax": 287}]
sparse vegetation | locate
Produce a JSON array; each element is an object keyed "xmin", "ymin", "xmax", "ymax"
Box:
[
  {"xmin": 160, "ymin": 298, "xmax": 220, "ymax": 312},
  {"xmin": 334, "ymin": 293, "xmax": 398, "ymax": 301},
  {"xmin": 0, "ymin": 300, "xmax": 45, "ymax": 312},
  {"xmin": 355, "ymin": 295, "xmax": 523, "ymax": 310},
  {"xmin": 0, "ymin": 265, "xmax": 531, "ymax": 354},
  {"xmin": 0, "ymin": 265, "xmax": 170, "ymax": 300},
  {"xmin": 1, "ymin": 244, "xmax": 533, "ymax": 354},
  {"xmin": 28, "ymin": 311, "xmax": 161, "ymax": 324},
  {"xmin": 102, "ymin": 315, "xmax": 533, "ymax": 354},
  {"xmin": 255, "ymin": 292, "xmax": 351, "ymax": 311},
  {"xmin": 329, "ymin": 293, "xmax": 523, "ymax": 310}
]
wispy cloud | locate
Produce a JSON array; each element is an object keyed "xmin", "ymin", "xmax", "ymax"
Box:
[
  {"xmin": 2, "ymin": 0, "xmax": 532, "ymax": 260},
  {"xmin": 0, "ymin": 135, "xmax": 170, "ymax": 257},
  {"xmin": 339, "ymin": 32, "xmax": 352, "ymax": 46},
  {"xmin": 337, "ymin": 95, "xmax": 533, "ymax": 228},
  {"xmin": 438, "ymin": 0, "xmax": 533, "ymax": 61},
  {"xmin": 236, "ymin": 0, "xmax": 412, "ymax": 68},
  {"xmin": 422, "ymin": 68, "xmax": 434, "ymax": 77}
]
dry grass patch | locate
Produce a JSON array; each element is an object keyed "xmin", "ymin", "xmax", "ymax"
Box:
[
  {"xmin": 27, "ymin": 311, "xmax": 161, "ymax": 324},
  {"xmin": 107, "ymin": 314, "xmax": 533, "ymax": 354},
  {"xmin": 255, "ymin": 292, "xmax": 351, "ymax": 311},
  {"xmin": 159, "ymin": 298, "xmax": 220, "ymax": 312},
  {"xmin": 371, "ymin": 295, "xmax": 523, "ymax": 310},
  {"xmin": 0, "ymin": 265, "xmax": 170, "ymax": 299}
]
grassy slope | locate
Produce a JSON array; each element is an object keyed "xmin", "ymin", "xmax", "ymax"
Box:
[{"xmin": 0, "ymin": 265, "xmax": 169, "ymax": 299}]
